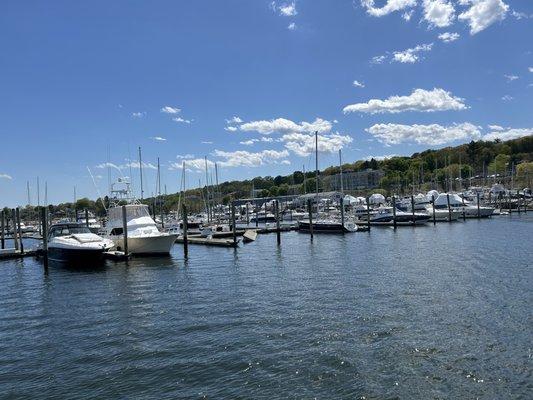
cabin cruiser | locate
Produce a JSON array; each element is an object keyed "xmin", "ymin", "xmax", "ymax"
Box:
[
  {"xmin": 47, "ymin": 222, "xmax": 114, "ymax": 263},
  {"xmin": 433, "ymin": 193, "xmax": 493, "ymax": 218},
  {"xmin": 370, "ymin": 206, "xmax": 430, "ymax": 225},
  {"xmin": 250, "ymin": 211, "xmax": 277, "ymax": 223},
  {"xmin": 423, "ymin": 204, "xmax": 461, "ymax": 221},
  {"xmin": 298, "ymin": 219, "xmax": 358, "ymax": 233},
  {"xmin": 106, "ymin": 204, "xmax": 178, "ymax": 255}
]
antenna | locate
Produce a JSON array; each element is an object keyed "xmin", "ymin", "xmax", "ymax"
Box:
[
  {"xmin": 138, "ymin": 146, "xmax": 144, "ymax": 200},
  {"xmin": 87, "ymin": 166, "xmax": 107, "ymax": 212}
]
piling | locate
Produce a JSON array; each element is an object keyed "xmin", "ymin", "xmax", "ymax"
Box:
[
  {"xmin": 41, "ymin": 207, "xmax": 48, "ymax": 259},
  {"xmin": 275, "ymin": 200, "xmax": 281, "ymax": 245},
  {"xmin": 446, "ymin": 194, "xmax": 452, "ymax": 222},
  {"xmin": 85, "ymin": 209, "xmax": 89, "ymax": 227},
  {"xmin": 461, "ymin": 195, "xmax": 466, "ymax": 221},
  {"xmin": 121, "ymin": 205, "xmax": 128, "ymax": 255},
  {"xmin": 1, "ymin": 210, "xmax": 5, "ymax": 249},
  {"xmin": 392, "ymin": 196, "xmax": 397, "ymax": 229},
  {"xmin": 410, "ymin": 195, "xmax": 415, "ymax": 225},
  {"xmin": 231, "ymin": 201, "xmax": 237, "ymax": 247},
  {"xmin": 508, "ymin": 192, "xmax": 512, "ymax": 215},
  {"xmin": 11, "ymin": 209, "xmax": 19, "ymax": 251},
  {"xmin": 366, "ymin": 196, "xmax": 371, "ymax": 231},
  {"xmin": 255, "ymin": 200, "xmax": 259, "ymax": 228},
  {"xmin": 246, "ymin": 203, "xmax": 250, "ymax": 226},
  {"xmin": 431, "ymin": 195, "xmax": 436, "ymax": 225},
  {"xmin": 16, "ymin": 208, "xmax": 24, "ymax": 254},
  {"xmin": 307, "ymin": 199, "xmax": 314, "ymax": 240},
  {"xmin": 476, "ymin": 192, "xmax": 481, "ymax": 218},
  {"xmin": 340, "ymin": 196, "xmax": 345, "ymax": 231},
  {"xmin": 182, "ymin": 203, "xmax": 188, "ymax": 258}
]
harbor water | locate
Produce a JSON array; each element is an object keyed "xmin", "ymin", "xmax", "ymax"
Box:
[{"xmin": 0, "ymin": 215, "xmax": 531, "ymax": 399}]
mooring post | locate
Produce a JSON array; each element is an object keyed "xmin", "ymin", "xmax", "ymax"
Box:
[
  {"xmin": 411, "ymin": 195, "xmax": 416, "ymax": 225},
  {"xmin": 1, "ymin": 210, "xmax": 5, "ymax": 249},
  {"xmin": 41, "ymin": 207, "xmax": 48, "ymax": 259},
  {"xmin": 340, "ymin": 196, "xmax": 345, "ymax": 232},
  {"xmin": 85, "ymin": 209, "xmax": 89, "ymax": 227},
  {"xmin": 255, "ymin": 200, "xmax": 259, "ymax": 228},
  {"xmin": 231, "ymin": 201, "xmax": 237, "ymax": 247},
  {"xmin": 366, "ymin": 196, "xmax": 371, "ymax": 231},
  {"xmin": 477, "ymin": 192, "xmax": 481, "ymax": 218},
  {"xmin": 307, "ymin": 199, "xmax": 314, "ymax": 240},
  {"xmin": 246, "ymin": 203, "xmax": 250, "ymax": 226},
  {"xmin": 16, "ymin": 208, "xmax": 24, "ymax": 254},
  {"xmin": 182, "ymin": 203, "xmax": 188, "ymax": 258},
  {"xmin": 121, "ymin": 205, "xmax": 129, "ymax": 255},
  {"xmin": 431, "ymin": 195, "xmax": 436, "ymax": 225},
  {"xmin": 508, "ymin": 192, "xmax": 512, "ymax": 215},
  {"xmin": 517, "ymin": 195, "xmax": 521, "ymax": 215},
  {"xmin": 11, "ymin": 209, "xmax": 19, "ymax": 251},
  {"xmin": 446, "ymin": 194, "xmax": 452, "ymax": 222},
  {"xmin": 392, "ymin": 196, "xmax": 397, "ymax": 229},
  {"xmin": 275, "ymin": 200, "xmax": 281, "ymax": 245}
]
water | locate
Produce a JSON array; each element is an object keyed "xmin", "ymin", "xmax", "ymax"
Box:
[{"xmin": 1, "ymin": 215, "xmax": 531, "ymax": 399}]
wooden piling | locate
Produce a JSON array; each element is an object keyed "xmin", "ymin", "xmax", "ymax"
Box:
[
  {"xmin": 307, "ymin": 199, "xmax": 314, "ymax": 240},
  {"xmin": 340, "ymin": 196, "xmax": 345, "ymax": 231},
  {"xmin": 410, "ymin": 195, "xmax": 415, "ymax": 225},
  {"xmin": 41, "ymin": 207, "xmax": 48, "ymax": 253},
  {"xmin": 392, "ymin": 196, "xmax": 397, "ymax": 229},
  {"xmin": 182, "ymin": 203, "xmax": 188, "ymax": 258},
  {"xmin": 446, "ymin": 194, "xmax": 452, "ymax": 222},
  {"xmin": 431, "ymin": 195, "xmax": 436, "ymax": 225},
  {"xmin": 255, "ymin": 200, "xmax": 259, "ymax": 228},
  {"xmin": 11, "ymin": 209, "xmax": 19, "ymax": 251},
  {"xmin": 121, "ymin": 205, "xmax": 128, "ymax": 255},
  {"xmin": 476, "ymin": 192, "xmax": 481, "ymax": 218},
  {"xmin": 16, "ymin": 208, "xmax": 24, "ymax": 254},
  {"xmin": 246, "ymin": 203, "xmax": 250, "ymax": 226},
  {"xmin": 366, "ymin": 196, "xmax": 370, "ymax": 231},
  {"xmin": 1, "ymin": 210, "xmax": 5, "ymax": 249},
  {"xmin": 85, "ymin": 209, "xmax": 89, "ymax": 227},
  {"xmin": 231, "ymin": 201, "xmax": 237, "ymax": 247},
  {"xmin": 275, "ymin": 200, "xmax": 281, "ymax": 245},
  {"xmin": 508, "ymin": 192, "xmax": 511, "ymax": 215}
]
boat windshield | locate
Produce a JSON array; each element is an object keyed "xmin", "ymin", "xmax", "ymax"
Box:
[
  {"xmin": 108, "ymin": 205, "xmax": 151, "ymax": 222},
  {"xmin": 49, "ymin": 225, "xmax": 91, "ymax": 238}
]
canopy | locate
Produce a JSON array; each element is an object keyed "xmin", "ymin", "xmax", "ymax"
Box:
[
  {"xmin": 369, "ymin": 193, "xmax": 386, "ymax": 205},
  {"xmin": 434, "ymin": 193, "xmax": 465, "ymax": 207},
  {"xmin": 426, "ymin": 190, "xmax": 439, "ymax": 200}
]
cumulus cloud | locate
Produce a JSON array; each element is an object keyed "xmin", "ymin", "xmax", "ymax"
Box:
[
  {"xmin": 214, "ymin": 149, "xmax": 290, "ymax": 167},
  {"xmin": 529, "ymin": 67, "xmax": 533, "ymax": 73},
  {"xmin": 132, "ymin": 112, "xmax": 146, "ymax": 118},
  {"xmin": 366, "ymin": 122, "xmax": 482, "ymax": 145},
  {"xmin": 483, "ymin": 127, "xmax": 533, "ymax": 141},
  {"xmin": 423, "ymin": 0, "xmax": 455, "ymax": 27},
  {"xmin": 362, "ymin": 154, "xmax": 399, "ymax": 161},
  {"xmin": 271, "ymin": 1, "xmax": 297, "ymax": 16},
  {"xmin": 281, "ymin": 132, "xmax": 353, "ymax": 157},
  {"xmin": 288, "ymin": 22, "xmax": 297, "ymax": 30},
  {"xmin": 402, "ymin": 10, "xmax": 414, "ymax": 21},
  {"xmin": 504, "ymin": 74, "xmax": 519, "ymax": 81},
  {"xmin": 392, "ymin": 43, "xmax": 433, "ymax": 63},
  {"xmin": 343, "ymin": 88, "xmax": 467, "ymax": 114},
  {"xmin": 353, "ymin": 80, "xmax": 365, "ymax": 88},
  {"xmin": 169, "ymin": 158, "xmax": 215, "ymax": 172},
  {"xmin": 371, "ymin": 55, "xmax": 387, "ymax": 65},
  {"xmin": 361, "ymin": 0, "xmax": 417, "ymax": 17},
  {"xmin": 488, "ymin": 124, "xmax": 505, "ymax": 131},
  {"xmin": 96, "ymin": 161, "xmax": 157, "ymax": 170},
  {"xmin": 226, "ymin": 116, "xmax": 243, "ymax": 124},
  {"xmin": 239, "ymin": 117, "xmax": 333, "ymax": 135},
  {"xmin": 150, "ymin": 136, "xmax": 167, "ymax": 141},
  {"xmin": 225, "ymin": 126, "xmax": 238, "ymax": 132},
  {"xmin": 176, "ymin": 154, "xmax": 195, "ymax": 159},
  {"xmin": 501, "ymin": 95, "xmax": 513, "ymax": 101},
  {"xmin": 0, "ymin": 173, "xmax": 12, "ymax": 180},
  {"xmin": 438, "ymin": 32, "xmax": 460, "ymax": 42},
  {"xmin": 160, "ymin": 106, "xmax": 181, "ymax": 114},
  {"xmin": 173, "ymin": 117, "xmax": 192, "ymax": 124},
  {"xmin": 458, "ymin": 0, "xmax": 509, "ymax": 35}
]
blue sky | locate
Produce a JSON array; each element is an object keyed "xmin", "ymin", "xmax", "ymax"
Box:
[{"xmin": 1, "ymin": 0, "xmax": 532, "ymax": 206}]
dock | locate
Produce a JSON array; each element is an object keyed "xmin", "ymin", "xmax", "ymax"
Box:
[{"xmin": 176, "ymin": 236, "xmax": 240, "ymax": 248}]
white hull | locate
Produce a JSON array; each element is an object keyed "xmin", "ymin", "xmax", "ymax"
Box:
[{"xmin": 111, "ymin": 234, "xmax": 177, "ymax": 254}]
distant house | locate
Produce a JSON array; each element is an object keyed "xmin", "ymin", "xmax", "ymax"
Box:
[{"xmin": 322, "ymin": 169, "xmax": 384, "ymax": 191}]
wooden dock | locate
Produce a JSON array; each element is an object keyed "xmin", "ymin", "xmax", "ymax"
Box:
[
  {"xmin": 0, "ymin": 249, "xmax": 39, "ymax": 260},
  {"xmin": 176, "ymin": 236, "xmax": 240, "ymax": 247}
]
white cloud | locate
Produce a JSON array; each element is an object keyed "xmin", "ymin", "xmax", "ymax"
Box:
[
  {"xmin": 288, "ymin": 22, "xmax": 297, "ymax": 30},
  {"xmin": 529, "ymin": 67, "xmax": 533, "ymax": 73},
  {"xmin": 176, "ymin": 154, "xmax": 195, "ymax": 159},
  {"xmin": 226, "ymin": 116, "xmax": 243, "ymax": 124},
  {"xmin": 97, "ymin": 161, "xmax": 157, "ymax": 171},
  {"xmin": 363, "ymin": 154, "xmax": 399, "ymax": 161},
  {"xmin": 132, "ymin": 112, "xmax": 146, "ymax": 118},
  {"xmin": 150, "ymin": 136, "xmax": 167, "ymax": 141},
  {"xmin": 393, "ymin": 43, "xmax": 433, "ymax": 63},
  {"xmin": 160, "ymin": 106, "xmax": 181, "ymax": 114},
  {"xmin": 458, "ymin": 0, "xmax": 509, "ymax": 35},
  {"xmin": 240, "ymin": 137, "xmax": 282, "ymax": 146},
  {"xmin": 169, "ymin": 158, "xmax": 215, "ymax": 172},
  {"xmin": 172, "ymin": 117, "xmax": 192, "ymax": 124},
  {"xmin": 201, "ymin": 141, "xmax": 213, "ymax": 144},
  {"xmin": 511, "ymin": 10, "xmax": 531, "ymax": 20},
  {"xmin": 488, "ymin": 124, "xmax": 505, "ymax": 131},
  {"xmin": 501, "ymin": 95, "xmax": 513, "ymax": 101},
  {"xmin": 225, "ymin": 126, "xmax": 238, "ymax": 132},
  {"xmin": 402, "ymin": 10, "xmax": 414, "ymax": 21},
  {"xmin": 423, "ymin": 0, "xmax": 455, "ymax": 28},
  {"xmin": 361, "ymin": 0, "xmax": 417, "ymax": 17},
  {"xmin": 438, "ymin": 32, "xmax": 460, "ymax": 42},
  {"xmin": 366, "ymin": 122, "xmax": 482, "ymax": 145},
  {"xmin": 504, "ymin": 74, "xmax": 519, "ymax": 81},
  {"xmin": 483, "ymin": 128, "xmax": 533, "ymax": 141},
  {"xmin": 239, "ymin": 117, "xmax": 333, "ymax": 135},
  {"xmin": 371, "ymin": 55, "xmax": 387, "ymax": 64},
  {"xmin": 353, "ymin": 80, "xmax": 365, "ymax": 88},
  {"xmin": 343, "ymin": 88, "xmax": 467, "ymax": 114},
  {"xmin": 0, "ymin": 173, "xmax": 12, "ymax": 180},
  {"xmin": 214, "ymin": 149, "xmax": 290, "ymax": 168},
  {"xmin": 240, "ymin": 139, "xmax": 256, "ymax": 146},
  {"xmin": 271, "ymin": 1, "xmax": 297, "ymax": 16},
  {"xmin": 281, "ymin": 132, "xmax": 353, "ymax": 156}
]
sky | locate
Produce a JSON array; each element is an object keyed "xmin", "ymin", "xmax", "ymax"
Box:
[{"xmin": 1, "ymin": 0, "xmax": 532, "ymax": 207}]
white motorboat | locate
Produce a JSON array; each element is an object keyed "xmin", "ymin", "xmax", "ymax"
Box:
[
  {"xmin": 434, "ymin": 193, "xmax": 494, "ymax": 218},
  {"xmin": 370, "ymin": 206, "xmax": 430, "ymax": 225},
  {"xmin": 47, "ymin": 222, "xmax": 114, "ymax": 264}
]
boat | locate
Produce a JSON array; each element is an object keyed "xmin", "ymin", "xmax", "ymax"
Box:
[
  {"xmin": 242, "ymin": 229, "xmax": 258, "ymax": 243},
  {"xmin": 423, "ymin": 204, "xmax": 461, "ymax": 221},
  {"xmin": 47, "ymin": 222, "xmax": 114, "ymax": 263},
  {"xmin": 104, "ymin": 179, "xmax": 178, "ymax": 255},
  {"xmin": 250, "ymin": 211, "xmax": 277, "ymax": 223},
  {"xmin": 298, "ymin": 219, "xmax": 358, "ymax": 233},
  {"xmin": 433, "ymin": 193, "xmax": 494, "ymax": 218},
  {"xmin": 370, "ymin": 207, "xmax": 430, "ymax": 225}
]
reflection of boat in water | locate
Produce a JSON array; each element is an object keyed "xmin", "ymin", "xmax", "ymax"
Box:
[
  {"xmin": 47, "ymin": 222, "xmax": 114, "ymax": 263},
  {"xmin": 298, "ymin": 219, "xmax": 358, "ymax": 233},
  {"xmin": 370, "ymin": 207, "xmax": 430, "ymax": 225}
]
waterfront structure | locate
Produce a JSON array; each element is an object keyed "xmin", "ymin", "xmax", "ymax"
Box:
[{"xmin": 322, "ymin": 169, "xmax": 385, "ymax": 192}]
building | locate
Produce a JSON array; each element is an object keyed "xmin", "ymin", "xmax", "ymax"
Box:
[{"xmin": 322, "ymin": 169, "xmax": 384, "ymax": 191}]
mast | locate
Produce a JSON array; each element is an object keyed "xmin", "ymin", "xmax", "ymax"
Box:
[
  {"xmin": 303, "ymin": 164, "xmax": 306, "ymax": 194},
  {"xmin": 339, "ymin": 149, "xmax": 343, "ymax": 194},
  {"xmin": 138, "ymin": 146, "xmax": 144, "ymax": 200},
  {"xmin": 44, "ymin": 181, "xmax": 48, "ymax": 206},
  {"xmin": 37, "ymin": 177, "xmax": 40, "ymax": 207},
  {"xmin": 204, "ymin": 156, "xmax": 210, "ymax": 223},
  {"xmin": 26, "ymin": 181, "xmax": 31, "ymax": 206},
  {"xmin": 315, "ymin": 131, "xmax": 319, "ymax": 201},
  {"xmin": 215, "ymin": 162, "xmax": 220, "ymax": 224}
]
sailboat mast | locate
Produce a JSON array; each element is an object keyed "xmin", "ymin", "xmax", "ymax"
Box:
[
  {"xmin": 303, "ymin": 164, "xmax": 306, "ymax": 194},
  {"xmin": 138, "ymin": 146, "xmax": 144, "ymax": 200},
  {"xmin": 37, "ymin": 177, "xmax": 40, "ymax": 207},
  {"xmin": 339, "ymin": 149, "xmax": 343, "ymax": 194},
  {"xmin": 204, "ymin": 156, "xmax": 210, "ymax": 223},
  {"xmin": 315, "ymin": 131, "xmax": 319, "ymax": 200},
  {"xmin": 27, "ymin": 181, "xmax": 31, "ymax": 206}
]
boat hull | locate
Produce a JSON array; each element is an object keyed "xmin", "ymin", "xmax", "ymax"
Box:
[
  {"xmin": 298, "ymin": 221, "xmax": 356, "ymax": 233},
  {"xmin": 47, "ymin": 246, "xmax": 107, "ymax": 264},
  {"xmin": 111, "ymin": 234, "xmax": 178, "ymax": 255}
]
